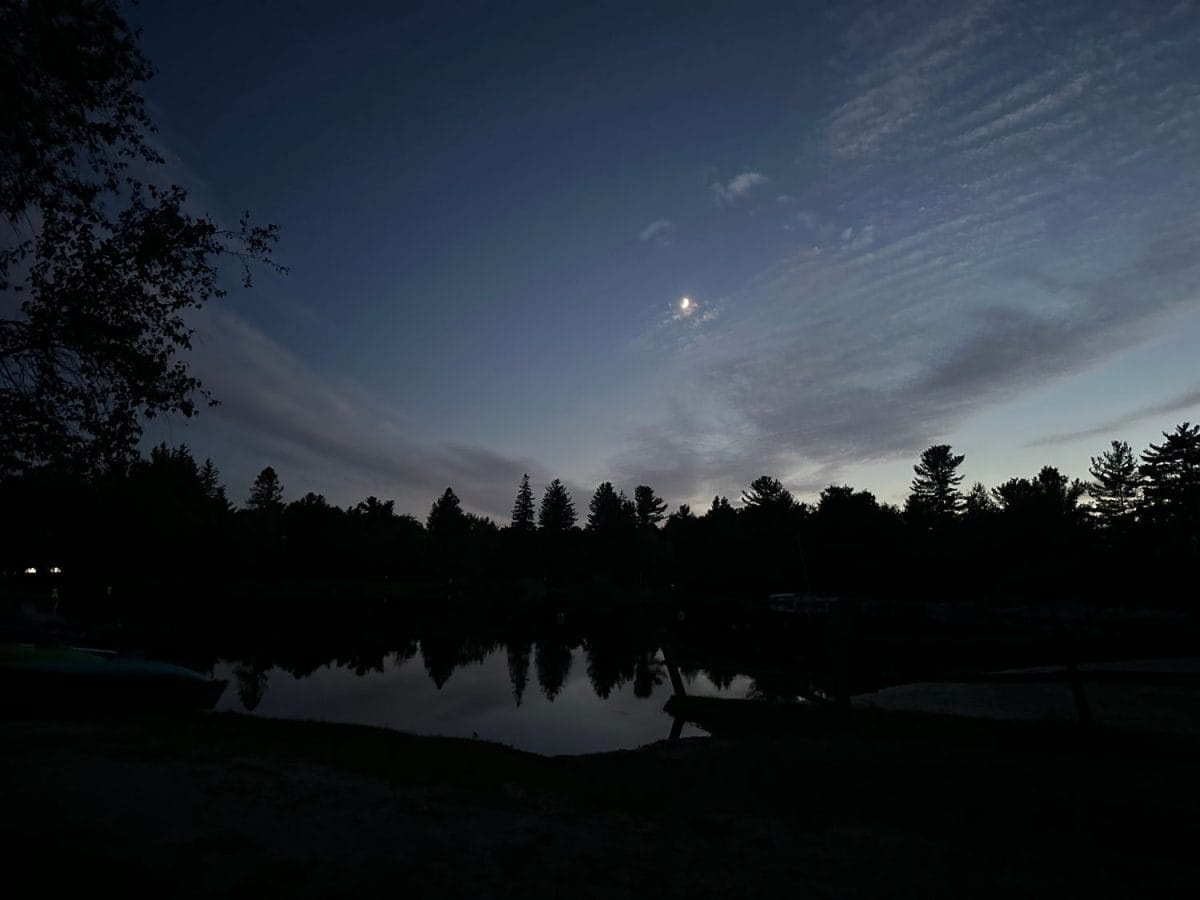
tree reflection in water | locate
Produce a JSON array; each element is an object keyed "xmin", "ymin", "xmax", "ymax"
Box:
[
  {"xmin": 534, "ymin": 638, "xmax": 572, "ymax": 700},
  {"xmin": 506, "ymin": 640, "xmax": 531, "ymax": 706},
  {"xmin": 205, "ymin": 603, "xmax": 851, "ymax": 716},
  {"xmin": 233, "ymin": 663, "xmax": 269, "ymax": 711}
]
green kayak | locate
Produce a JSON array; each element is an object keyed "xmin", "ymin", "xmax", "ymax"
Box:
[{"xmin": 0, "ymin": 644, "xmax": 226, "ymax": 714}]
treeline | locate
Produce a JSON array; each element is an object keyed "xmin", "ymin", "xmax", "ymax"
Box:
[{"xmin": 1, "ymin": 423, "xmax": 1196, "ymax": 606}]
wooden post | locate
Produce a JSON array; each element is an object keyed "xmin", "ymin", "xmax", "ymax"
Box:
[
  {"xmin": 664, "ymin": 655, "xmax": 687, "ymax": 698},
  {"xmin": 669, "ymin": 715, "xmax": 685, "ymax": 741}
]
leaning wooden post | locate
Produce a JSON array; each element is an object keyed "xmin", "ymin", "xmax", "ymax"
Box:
[
  {"xmin": 668, "ymin": 715, "xmax": 685, "ymax": 742},
  {"xmin": 661, "ymin": 643, "xmax": 688, "ymax": 741},
  {"xmin": 662, "ymin": 644, "xmax": 687, "ymax": 698}
]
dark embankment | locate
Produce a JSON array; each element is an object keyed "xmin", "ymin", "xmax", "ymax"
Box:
[{"xmin": 3, "ymin": 712, "xmax": 1197, "ymax": 897}]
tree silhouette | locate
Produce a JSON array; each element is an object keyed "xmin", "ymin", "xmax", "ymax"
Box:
[
  {"xmin": 816, "ymin": 484, "xmax": 881, "ymax": 524},
  {"xmin": 420, "ymin": 632, "xmax": 462, "ymax": 690},
  {"xmin": 0, "ymin": 0, "xmax": 282, "ymax": 476},
  {"xmin": 427, "ymin": 487, "xmax": 465, "ymax": 534},
  {"xmin": 234, "ymin": 663, "xmax": 269, "ymax": 711},
  {"xmin": 993, "ymin": 467, "xmax": 1086, "ymax": 520},
  {"xmin": 587, "ymin": 482, "xmax": 631, "ymax": 534},
  {"xmin": 632, "ymin": 651, "xmax": 662, "ymax": 698},
  {"xmin": 667, "ymin": 504, "xmax": 694, "ymax": 524},
  {"xmin": 283, "ymin": 492, "xmax": 344, "ymax": 576},
  {"xmin": 510, "ymin": 474, "xmax": 536, "ymax": 532},
  {"xmin": 354, "ymin": 496, "xmax": 395, "ymax": 521},
  {"xmin": 1140, "ymin": 423, "xmax": 1200, "ymax": 534},
  {"xmin": 634, "ymin": 485, "xmax": 668, "ymax": 529},
  {"xmin": 113, "ymin": 443, "xmax": 221, "ymax": 575},
  {"xmin": 198, "ymin": 458, "xmax": 229, "ymax": 507},
  {"xmin": 506, "ymin": 640, "xmax": 532, "ymax": 706},
  {"xmin": 1089, "ymin": 440, "xmax": 1140, "ymax": 529},
  {"xmin": 991, "ymin": 466, "xmax": 1088, "ymax": 595},
  {"xmin": 538, "ymin": 479, "xmax": 576, "ymax": 533},
  {"xmin": 741, "ymin": 476, "xmax": 794, "ymax": 511},
  {"xmin": 811, "ymin": 485, "xmax": 896, "ymax": 591},
  {"xmin": 707, "ymin": 495, "xmax": 737, "ymax": 521},
  {"xmin": 5, "ymin": 393, "xmax": 1197, "ymax": 607},
  {"xmin": 247, "ymin": 467, "xmax": 284, "ymax": 513},
  {"xmin": 964, "ymin": 481, "xmax": 998, "ymax": 517},
  {"xmin": 534, "ymin": 638, "xmax": 573, "ymax": 700},
  {"xmin": 907, "ymin": 445, "xmax": 965, "ymax": 520},
  {"xmin": 584, "ymin": 636, "xmax": 636, "ymax": 699}
]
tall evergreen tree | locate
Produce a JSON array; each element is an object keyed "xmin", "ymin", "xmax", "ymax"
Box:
[
  {"xmin": 907, "ymin": 444, "xmax": 965, "ymax": 519},
  {"xmin": 247, "ymin": 466, "xmax": 284, "ymax": 512},
  {"xmin": 633, "ymin": 485, "xmax": 668, "ymax": 529},
  {"xmin": 587, "ymin": 481, "xmax": 630, "ymax": 533},
  {"xmin": 198, "ymin": 458, "xmax": 228, "ymax": 506},
  {"xmin": 538, "ymin": 479, "xmax": 576, "ymax": 533},
  {"xmin": 427, "ymin": 487, "xmax": 466, "ymax": 536},
  {"xmin": 1088, "ymin": 440, "xmax": 1140, "ymax": 528},
  {"xmin": 1139, "ymin": 423, "xmax": 1200, "ymax": 531},
  {"xmin": 740, "ymin": 476, "xmax": 794, "ymax": 511},
  {"xmin": 510, "ymin": 474, "xmax": 536, "ymax": 532}
]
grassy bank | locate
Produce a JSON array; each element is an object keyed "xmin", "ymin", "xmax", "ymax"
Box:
[{"xmin": 2, "ymin": 711, "xmax": 1197, "ymax": 897}]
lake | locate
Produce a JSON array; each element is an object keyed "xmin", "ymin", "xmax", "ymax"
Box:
[{"xmin": 214, "ymin": 643, "xmax": 753, "ymax": 755}]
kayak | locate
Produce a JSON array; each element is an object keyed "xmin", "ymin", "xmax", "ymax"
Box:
[{"xmin": 0, "ymin": 644, "xmax": 227, "ymax": 714}]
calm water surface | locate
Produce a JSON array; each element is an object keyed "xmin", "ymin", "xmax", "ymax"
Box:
[{"xmin": 214, "ymin": 645, "xmax": 752, "ymax": 755}]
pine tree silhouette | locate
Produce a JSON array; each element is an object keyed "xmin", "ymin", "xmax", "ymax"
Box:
[
  {"xmin": 634, "ymin": 485, "xmax": 668, "ymax": 529},
  {"xmin": 247, "ymin": 466, "xmax": 284, "ymax": 512},
  {"xmin": 1088, "ymin": 440, "xmax": 1140, "ymax": 528},
  {"xmin": 538, "ymin": 479, "xmax": 576, "ymax": 532},
  {"xmin": 907, "ymin": 445, "xmax": 965, "ymax": 519},
  {"xmin": 511, "ymin": 474, "xmax": 536, "ymax": 532}
]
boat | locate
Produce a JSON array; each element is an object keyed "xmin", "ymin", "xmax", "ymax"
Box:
[{"xmin": 0, "ymin": 643, "xmax": 227, "ymax": 715}]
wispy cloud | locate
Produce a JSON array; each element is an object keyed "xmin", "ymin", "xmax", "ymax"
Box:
[
  {"xmin": 184, "ymin": 307, "xmax": 551, "ymax": 519},
  {"xmin": 827, "ymin": 0, "xmax": 999, "ymax": 157},
  {"xmin": 951, "ymin": 73, "xmax": 1091, "ymax": 147},
  {"xmin": 615, "ymin": 0, "xmax": 1200, "ymax": 503},
  {"xmin": 711, "ymin": 171, "xmax": 770, "ymax": 206},
  {"xmin": 827, "ymin": 73, "xmax": 924, "ymax": 158},
  {"xmin": 1028, "ymin": 386, "xmax": 1200, "ymax": 448},
  {"xmin": 638, "ymin": 218, "xmax": 676, "ymax": 246}
]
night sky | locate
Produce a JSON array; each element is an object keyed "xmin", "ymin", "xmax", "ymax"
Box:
[{"xmin": 134, "ymin": 0, "xmax": 1200, "ymax": 518}]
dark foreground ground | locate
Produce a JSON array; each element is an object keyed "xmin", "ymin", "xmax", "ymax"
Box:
[{"xmin": 2, "ymin": 712, "xmax": 1197, "ymax": 898}]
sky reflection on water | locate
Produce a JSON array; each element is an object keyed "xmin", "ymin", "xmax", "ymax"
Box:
[{"xmin": 215, "ymin": 645, "xmax": 752, "ymax": 755}]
